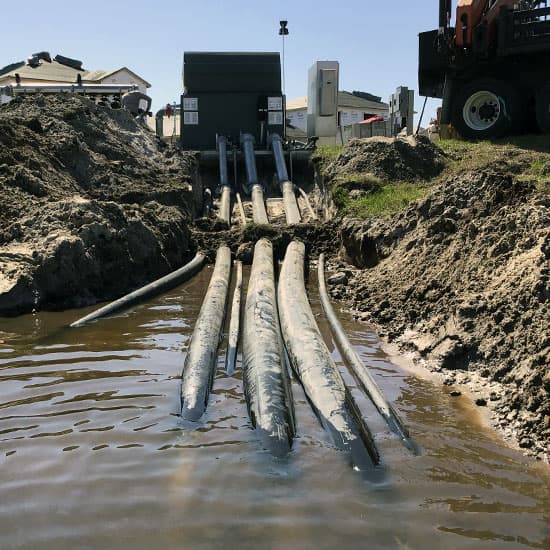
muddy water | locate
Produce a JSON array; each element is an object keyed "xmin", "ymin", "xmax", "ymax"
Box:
[{"xmin": 0, "ymin": 266, "xmax": 548, "ymax": 550}]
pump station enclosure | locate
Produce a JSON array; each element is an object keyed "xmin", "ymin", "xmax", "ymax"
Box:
[
  {"xmin": 180, "ymin": 52, "xmax": 285, "ymax": 150},
  {"xmin": 307, "ymin": 61, "xmax": 339, "ymax": 146}
]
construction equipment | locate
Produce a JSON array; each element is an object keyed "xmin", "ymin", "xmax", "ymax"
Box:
[{"xmin": 419, "ymin": 1, "xmax": 550, "ymax": 138}]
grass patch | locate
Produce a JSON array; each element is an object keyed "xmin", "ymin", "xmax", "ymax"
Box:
[
  {"xmin": 343, "ymin": 183, "xmax": 429, "ymax": 218},
  {"xmin": 315, "ymin": 145, "xmax": 343, "ymax": 162}
]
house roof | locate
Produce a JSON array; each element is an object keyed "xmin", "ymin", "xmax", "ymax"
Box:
[
  {"xmin": 0, "ymin": 58, "xmax": 151, "ymax": 88},
  {"xmin": 286, "ymin": 91, "xmax": 388, "ymax": 112}
]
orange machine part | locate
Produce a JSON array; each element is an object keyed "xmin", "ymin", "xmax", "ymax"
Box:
[{"xmin": 456, "ymin": 0, "xmax": 517, "ymax": 47}]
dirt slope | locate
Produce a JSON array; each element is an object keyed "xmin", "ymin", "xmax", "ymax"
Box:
[
  {"xmin": 322, "ymin": 137, "xmax": 549, "ymax": 459},
  {"xmin": 0, "ymin": 94, "xmax": 196, "ymax": 314}
]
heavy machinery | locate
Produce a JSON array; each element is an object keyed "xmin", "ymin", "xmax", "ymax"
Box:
[{"xmin": 419, "ymin": 0, "xmax": 550, "ymax": 138}]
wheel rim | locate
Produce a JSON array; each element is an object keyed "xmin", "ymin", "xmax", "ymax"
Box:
[{"xmin": 463, "ymin": 91, "xmax": 501, "ymax": 131}]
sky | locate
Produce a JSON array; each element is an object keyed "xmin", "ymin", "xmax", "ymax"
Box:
[{"xmin": 2, "ymin": 0, "xmax": 445, "ymax": 127}]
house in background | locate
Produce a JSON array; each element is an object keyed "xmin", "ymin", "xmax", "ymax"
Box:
[
  {"xmin": 0, "ymin": 52, "xmax": 151, "ymax": 105},
  {"xmin": 286, "ymin": 90, "xmax": 388, "ymax": 138}
]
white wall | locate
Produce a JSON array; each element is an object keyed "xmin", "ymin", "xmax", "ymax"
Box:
[
  {"xmin": 101, "ymin": 69, "xmax": 147, "ymax": 94},
  {"xmin": 287, "ymin": 109, "xmax": 307, "ymax": 130},
  {"xmin": 288, "ymin": 106, "xmax": 388, "ymax": 131}
]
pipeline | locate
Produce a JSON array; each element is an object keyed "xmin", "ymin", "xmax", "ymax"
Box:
[
  {"xmin": 181, "ymin": 246, "xmax": 232, "ymax": 421},
  {"xmin": 281, "ymin": 182, "xmax": 301, "ymax": 225},
  {"xmin": 217, "ymin": 135, "xmax": 229, "ymax": 188},
  {"xmin": 242, "ymin": 239, "xmax": 295, "ymax": 456},
  {"xmin": 217, "ymin": 136, "xmax": 231, "ymax": 224},
  {"xmin": 225, "ymin": 260, "xmax": 243, "ymax": 376},
  {"xmin": 251, "ymin": 184, "xmax": 269, "ymax": 224},
  {"xmin": 236, "ymin": 192, "xmax": 247, "ymax": 225},
  {"xmin": 318, "ymin": 254, "xmax": 418, "ymax": 453},
  {"xmin": 278, "ymin": 241, "xmax": 379, "ymax": 470},
  {"xmin": 70, "ymin": 253, "xmax": 206, "ymax": 328},
  {"xmin": 270, "ymin": 133, "xmax": 301, "ymax": 225},
  {"xmin": 218, "ymin": 185, "xmax": 231, "ymax": 224},
  {"xmin": 242, "ymin": 133, "xmax": 269, "ymax": 224},
  {"xmin": 297, "ymin": 187, "xmax": 318, "ymax": 220}
]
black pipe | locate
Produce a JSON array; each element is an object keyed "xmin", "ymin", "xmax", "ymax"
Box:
[
  {"xmin": 242, "ymin": 239, "xmax": 295, "ymax": 456},
  {"xmin": 181, "ymin": 246, "xmax": 232, "ymax": 421},
  {"xmin": 225, "ymin": 260, "xmax": 243, "ymax": 376},
  {"xmin": 278, "ymin": 241, "xmax": 379, "ymax": 470},
  {"xmin": 70, "ymin": 253, "xmax": 206, "ymax": 328},
  {"xmin": 318, "ymin": 254, "xmax": 418, "ymax": 454}
]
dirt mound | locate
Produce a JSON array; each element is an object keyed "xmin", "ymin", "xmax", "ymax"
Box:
[
  {"xmin": 0, "ymin": 94, "xmax": 197, "ymax": 315},
  {"xmin": 325, "ymin": 135, "xmax": 445, "ymax": 183},
  {"xmin": 335, "ymin": 169, "xmax": 549, "ymax": 458}
]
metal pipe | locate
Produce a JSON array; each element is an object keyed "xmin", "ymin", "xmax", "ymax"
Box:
[
  {"xmin": 278, "ymin": 241, "xmax": 379, "ymax": 470},
  {"xmin": 251, "ymin": 184, "xmax": 269, "ymax": 224},
  {"xmin": 282, "ymin": 181, "xmax": 301, "ymax": 224},
  {"xmin": 243, "ymin": 239, "xmax": 295, "ymax": 456},
  {"xmin": 181, "ymin": 246, "xmax": 232, "ymax": 421},
  {"xmin": 225, "ymin": 260, "xmax": 243, "ymax": 376},
  {"xmin": 269, "ymin": 133, "xmax": 289, "ymax": 184},
  {"xmin": 241, "ymin": 133, "xmax": 259, "ymax": 187},
  {"xmin": 218, "ymin": 185, "xmax": 231, "ymax": 224},
  {"xmin": 236, "ymin": 192, "xmax": 247, "ymax": 225},
  {"xmin": 318, "ymin": 254, "xmax": 418, "ymax": 454},
  {"xmin": 297, "ymin": 187, "xmax": 318, "ymax": 220},
  {"xmin": 217, "ymin": 135, "xmax": 229, "ymax": 188},
  {"xmin": 270, "ymin": 134, "xmax": 301, "ymax": 224},
  {"xmin": 70, "ymin": 253, "xmax": 206, "ymax": 328}
]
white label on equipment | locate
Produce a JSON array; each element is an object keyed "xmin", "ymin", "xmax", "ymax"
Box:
[
  {"xmin": 268, "ymin": 111, "xmax": 283, "ymax": 125},
  {"xmin": 183, "ymin": 111, "xmax": 199, "ymax": 125},
  {"xmin": 183, "ymin": 97, "xmax": 198, "ymax": 111},
  {"xmin": 268, "ymin": 97, "xmax": 283, "ymax": 111}
]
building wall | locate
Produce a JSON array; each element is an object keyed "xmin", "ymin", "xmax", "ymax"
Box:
[
  {"xmin": 100, "ymin": 69, "xmax": 147, "ymax": 94},
  {"xmin": 288, "ymin": 105, "xmax": 388, "ymax": 131}
]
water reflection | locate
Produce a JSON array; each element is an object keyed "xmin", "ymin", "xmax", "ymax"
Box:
[{"xmin": 0, "ymin": 267, "xmax": 548, "ymax": 549}]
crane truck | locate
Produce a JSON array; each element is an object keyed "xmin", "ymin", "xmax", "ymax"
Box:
[{"xmin": 419, "ymin": 0, "xmax": 550, "ymax": 139}]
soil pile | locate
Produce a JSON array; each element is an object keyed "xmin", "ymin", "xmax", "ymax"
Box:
[
  {"xmin": 0, "ymin": 94, "xmax": 196, "ymax": 314},
  {"xmin": 334, "ymin": 169, "xmax": 549, "ymax": 458},
  {"xmin": 323, "ymin": 135, "xmax": 445, "ymax": 183}
]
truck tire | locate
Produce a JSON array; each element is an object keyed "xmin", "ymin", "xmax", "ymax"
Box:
[
  {"xmin": 535, "ymin": 84, "xmax": 550, "ymax": 134},
  {"xmin": 451, "ymin": 79, "xmax": 521, "ymax": 140}
]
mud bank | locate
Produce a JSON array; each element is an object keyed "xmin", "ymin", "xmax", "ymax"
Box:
[
  {"xmin": 0, "ymin": 94, "xmax": 197, "ymax": 315},
  {"xmin": 325, "ymin": 155, "xmax": 548, "ymax": 458}
]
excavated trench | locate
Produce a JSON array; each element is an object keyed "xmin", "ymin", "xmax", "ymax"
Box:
[{"xmin": 1, "ymin": 95, "xmax": 548, "ymax": 548}]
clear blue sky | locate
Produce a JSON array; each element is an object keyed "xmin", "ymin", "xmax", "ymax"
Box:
[{"xmin": 3, "ymin": 0, "xmax": 444, "ymax": 126}]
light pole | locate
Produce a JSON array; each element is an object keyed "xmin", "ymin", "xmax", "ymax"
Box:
[{"xmin": 279, "ymin": 20, "xmax": 289, "ymax": 96}]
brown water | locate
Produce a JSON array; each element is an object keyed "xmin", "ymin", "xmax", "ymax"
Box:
[{"xmin": 1, "ymin": 266, "xmax": 548, "ymax": 549}]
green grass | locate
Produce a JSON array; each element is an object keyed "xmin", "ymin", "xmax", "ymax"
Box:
[
  {"xmin": 314, "ymin": 136, "xmax": 550, "ymax": 220},
  {"xmin": 338, "ymin": 183, "xmax": 429, "ymax": 218}
]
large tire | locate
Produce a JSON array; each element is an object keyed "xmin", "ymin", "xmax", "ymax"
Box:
[
  {"xmin": 451, "ymin": 79, "xmax": 521, "ymax": 140},
  {"xmin": 535, "ymin": 84, "xmax": 550, "ymax": 134}
]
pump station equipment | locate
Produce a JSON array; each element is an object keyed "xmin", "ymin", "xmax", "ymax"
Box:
[
  {"xmin": 307, "ymin": 61, "xmax": 339, "ymax": 146},
  {"xmin": 180, "ymin": 52, "xmax": 285, "ymax": 150}
]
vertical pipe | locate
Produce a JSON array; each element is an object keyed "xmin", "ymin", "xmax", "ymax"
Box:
[
  {"xmin": 181, "ymin": 246, "xmax": 232, "ymax": 421},
  {"xmin": 218, "ymin": 135, "xmax": 229, "ymax": 188},
  {"xmin": 270, "ymin": 133, "xmax": 301, "ymax": 224},
  {"xmin": 269, "ymin": 133, "xmax": 289, "ymax": 184},
  {"xmin": 241, "ymin": 133, "xmax": 259, "ymax": 186}
]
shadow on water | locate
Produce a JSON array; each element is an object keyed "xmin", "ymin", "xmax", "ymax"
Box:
[{"xmin": 0, "ymin": 266, "xmax": 548, "ymax": 549}]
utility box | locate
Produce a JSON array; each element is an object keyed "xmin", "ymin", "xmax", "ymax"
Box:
[
  {"xmin": 307, "ymin": 61, "xmax": 339, "ymax": 146},
  {"xmin": 180, "ymin": 52, "xmax": 284, "ymax": 150},
  {"xmin": 389, "ymin": 86, "xmax": 414, "ymax": 136}
]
